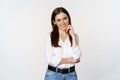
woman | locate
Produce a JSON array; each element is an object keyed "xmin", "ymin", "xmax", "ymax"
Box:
[{"xmin": 44, "ymin": 7, "xmax": 82, "ymax": 80}]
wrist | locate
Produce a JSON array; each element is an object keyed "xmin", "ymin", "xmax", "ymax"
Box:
[{"xmin": 71, "ymin": 35, "xmax": 75, "ymax": 39}]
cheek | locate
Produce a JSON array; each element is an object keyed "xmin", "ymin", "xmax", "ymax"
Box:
[
  {"xmin": 56, "ymin": 22, "xmax": 61, "ymax": 26},
  {"xmin": 64, "ymin": 21, "xmax": 69, "ymax": 26},
  {"xmin": 65, "ymin": 19, "xmax": 69, "ymax": 24}
]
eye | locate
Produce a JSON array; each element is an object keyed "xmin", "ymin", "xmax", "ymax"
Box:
[
  {"xmin": 63, "ymin": 17, "xmax": 67, "ymax": 20},
  {"xmin": 56, "ymin": 19, "xmax": 61, "ymax": 22}
]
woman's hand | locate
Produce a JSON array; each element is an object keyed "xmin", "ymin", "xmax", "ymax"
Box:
[
  {"xmin": 69, "ymin": 57, "xmax": 80, "ymax": 63},
  {"xmin": 66, "ymin": 25, "xmax": 75, "ymax": 38},
  {"xmin": 59, "ymin": 57, "xmax": 80, "ymax": 65},
  {"xmin": 66, "ymin": 25, "xmax": 78, "ymax": 48}
]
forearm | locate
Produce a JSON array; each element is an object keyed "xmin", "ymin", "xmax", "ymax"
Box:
[
  {"xmin": 59, "ymin": 58, "xmax": 71, "ymax": 65},
  {"xmin": 72, "ymin": 35, "xmax": 78, "ymax": 49},
  {"xmin": 58, "ymin": 57, "xmax": 80, "ymax": 65}
]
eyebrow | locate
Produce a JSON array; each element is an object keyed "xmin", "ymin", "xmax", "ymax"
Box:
[
  {"xmin": 63, "ymin": 16, "xmax": 67, "ymax": 19},
  {"xmin": 56, "ymin": 16, "xmax": 67, "ymax": 21}
]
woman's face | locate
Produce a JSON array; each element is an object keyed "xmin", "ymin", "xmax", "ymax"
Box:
[{"xmin": 53, "ymin": 12, "xmax": 69, "ymax": 31}]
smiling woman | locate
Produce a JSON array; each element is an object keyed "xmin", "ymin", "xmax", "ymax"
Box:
[
  {"xmin": 44, "ymin": 7, "xmax": 82, "ymax": 80},
  {"xmin": 53, "ymin": 12, "xmax": 69, "ymax": 31}
]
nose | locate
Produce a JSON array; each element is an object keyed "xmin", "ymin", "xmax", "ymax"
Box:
[{"xmin": 61, "ymin": 20, "xmax": 65, "ymax": 24}]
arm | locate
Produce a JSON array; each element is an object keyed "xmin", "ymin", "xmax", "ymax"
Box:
[
  {"xmin": 66, "ymin": 25, "xmax": 82, "ymax": 60},
  {"xmin": 71, "ymin": 34, "xmax": 82, "ymax": 59},
  {"xmin": 58, "ymin": 33, "xmax": 80, "ymax": 65},
  {"xmin": 45, "ymin": 34, "xmax": 62, "ymax": 67},
  {"xmin": 45, "ymin": 34, "xmax": 80, "ymax": 66},
  {"xmin": 58, "ymin": 57, "xmax": 80, "ymax": 65}
]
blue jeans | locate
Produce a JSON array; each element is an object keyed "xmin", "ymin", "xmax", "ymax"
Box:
[{"xmin": 44, "ymin": 69, "xmax": 78, "ymax": 80}]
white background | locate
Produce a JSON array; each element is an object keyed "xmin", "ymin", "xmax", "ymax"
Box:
[{"xmin": 0, "ymin": 0, "xmax": 120, "ymax": 80}]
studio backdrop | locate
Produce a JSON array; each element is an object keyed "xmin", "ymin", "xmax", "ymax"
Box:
[{"xmin": 0, "ymin": 0, "xmax": 120, "ymax": 80}]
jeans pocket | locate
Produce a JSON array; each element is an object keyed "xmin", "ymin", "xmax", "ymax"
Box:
[
  {"xmin": 67, "ymin": 72, "xmax": 78, "ymax": 80},
  {"xmin": 45, "ymin": 70, "xmax": 56, "ymax": 76}
]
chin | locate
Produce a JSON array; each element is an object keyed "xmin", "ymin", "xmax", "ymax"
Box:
[{"xmin": 61, "ymin": 28, "xmax": 67, "ymax": 31}]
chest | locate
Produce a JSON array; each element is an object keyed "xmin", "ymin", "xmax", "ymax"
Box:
[{"xmin": 53, "ymin": 40, "xmax": 72, "ymax": 57}]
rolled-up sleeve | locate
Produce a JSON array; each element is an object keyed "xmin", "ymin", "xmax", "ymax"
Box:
[
  {"xmin": 71, "ymin": 45, "xmax": 82, "ymax": 59},
  {"xmin": 71, "ymin": 34, "xmax": 82, "ymax": 59},
  {"xmin": 45, "ymin": 34, "xmax": 61, "ymax": 67}
]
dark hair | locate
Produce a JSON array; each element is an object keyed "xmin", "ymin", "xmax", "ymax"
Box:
[{"xmin": 50, "ymin": 7, "xmax": 72, "ymax": 47}]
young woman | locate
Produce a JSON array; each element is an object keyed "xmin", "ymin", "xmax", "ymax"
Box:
[{"xmin": 44, "ymin": 7, "xmax": 82, "ymax": 80}]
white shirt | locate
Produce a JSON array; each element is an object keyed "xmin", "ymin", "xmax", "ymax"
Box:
[{"xmin": 45, "ymin": 33, "xmax": 82, "ymax": 68}]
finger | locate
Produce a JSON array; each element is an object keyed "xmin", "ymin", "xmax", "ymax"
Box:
[
  {"xmin": 76, "ymin": 59, "xmax": 80, "ymax": 63},
  {"xmin": 66, "ymin": 26, "xmax": 70, "ymax": 33},
  {"xmin": 68, "ymin": 25, "xmax": 74, "ymax": 32},
  {"xmin": 77, "ymin": 58, "xmax": 80, "ymax": 60},
  {"xmin": 75, "ymin": 60, "xmax": 80, "ymax": 63},
  {"xmin": 66, "ymin": 26, "xmax": 69, "ymax": 32},
  {"xmin": 68, "ymin": 25, "xmax": 73, "ymax": 29}
]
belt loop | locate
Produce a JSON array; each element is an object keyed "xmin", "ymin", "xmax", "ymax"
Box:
[
  {"xmin": 56, "ymin": 67, "xmax": 58, "ymax": 73},
  {"xmin": 68, "ymin": 67, "xmax": 70, "ymax": 73}
]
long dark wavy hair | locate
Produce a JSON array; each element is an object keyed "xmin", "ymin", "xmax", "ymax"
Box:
[{"xmin": 50, "ymin": 7, "xmax": 72, "ymax": 47}]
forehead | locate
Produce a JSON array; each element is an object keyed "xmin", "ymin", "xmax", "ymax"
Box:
[{"xmin": 55, "ymin": 12, "xmax": 68, "ymax": 19}]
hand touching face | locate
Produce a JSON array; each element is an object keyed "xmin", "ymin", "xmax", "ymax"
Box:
[{"xmin": 66, "ymin": 25, "xmax": 75, "ymax": 37}]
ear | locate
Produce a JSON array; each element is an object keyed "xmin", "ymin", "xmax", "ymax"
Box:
[{"xmin": 53, "ymin": 20, "xmax": 56, "ymax": 25}]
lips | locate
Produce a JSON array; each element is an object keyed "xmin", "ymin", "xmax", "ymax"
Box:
[{"xmin": 61, "ymin": 25, "xmax": 66, "ymax": 28}]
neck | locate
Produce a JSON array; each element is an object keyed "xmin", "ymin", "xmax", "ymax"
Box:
[{"xmin": 59, "ymin": 29, "xmax": 67, "ymax": 35}]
